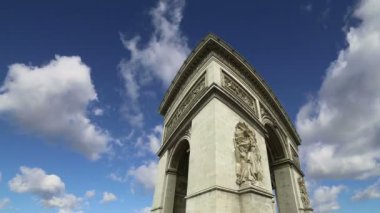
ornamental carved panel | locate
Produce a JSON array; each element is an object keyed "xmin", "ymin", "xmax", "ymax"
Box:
[
  {"xmin": 234, "ymin": 122, "xmax": 264, "ymax": 186},
  {"xmin": 164, "ymin": 76, "xmax": 206, "ymax": 141},
  {"xmin": 222, "ymin": 72, "xmax": 257, "ymax": 116}
]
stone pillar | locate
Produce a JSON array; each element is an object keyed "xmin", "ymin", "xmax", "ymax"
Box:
[
  {"xmin": 239, "ymin": 188, "xmax": 275, "ymax": 213},
  {"xmin": 185, "ymin": 98, "xmax": 275, "ymax": 213},
  {"xmin": 273, "ymin": 163, "xmax": 299, "ymax": 213},
  {"xmin": 162, "ymin": 169, "xmax": 177, "ymax": 213},
  {"xmin": 151, "ymin": 152, "xmax": 169, "ymax": 213}
]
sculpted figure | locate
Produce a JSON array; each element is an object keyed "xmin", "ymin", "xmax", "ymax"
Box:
[
  {"xmin": 298, "ymin": 177, "xmax": 311, "ymax": 209},
  {"xmin": 234, "ymin": 122, "xmax": 263, "ymax": 186}
]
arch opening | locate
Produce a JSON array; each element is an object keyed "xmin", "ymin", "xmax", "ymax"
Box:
[
  {"xmin": 169, "ymin": 140, "xmax": 190, "ymax": 213},
  {"xmin": 264, "ymin": 124, "xmax": 287, "ymax": 213},
  {"xmin": 265, "ymin": 124, "xmax": 286, "ymax": 161}
]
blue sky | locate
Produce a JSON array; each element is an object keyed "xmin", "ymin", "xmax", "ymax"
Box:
[{"xmin": 1, "ymin": 0, "xmax": 380, "ymax": 212}]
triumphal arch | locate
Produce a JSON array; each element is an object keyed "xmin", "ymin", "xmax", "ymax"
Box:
[{"xmin": 151, "ymin": 34, "xmax": 313, "ymax": 213}]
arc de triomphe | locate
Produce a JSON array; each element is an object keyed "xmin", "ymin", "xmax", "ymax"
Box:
[{"xmin": 151, "ymin": 34, "xmax": 313, "ymax": 213}]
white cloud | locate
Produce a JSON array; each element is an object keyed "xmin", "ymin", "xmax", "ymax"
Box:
[
  {"xmin": 296, "ymin": 0, "xmax": 380, "ymax": 179},
  {"xmin": 119, "ymin": 0, "xmax": 190, "ymax": 127},
  {"xmin": 0, "ymin": 55, "xmax": 110, "ymax": 160},
  {"xmin": 149, "ymin": 125, "xmax": 163, "ymax": 153},
  {"xmin": 352, "ymin": 179, "xmax": 380, "ymax": 200},
  {"xmin": 93, "ymin": 108, "xmax": 104, "ymax": 116},
  {"xmin": 42, "ymin": 194, "xmax": 81, "ymax": 213},
  {"xmin": 128, "ymin": 161, "xmax": 158, "ymax": 191},
  {"xmin": 107, "ymin": 172, "xmax": 126, "ymax": 183},
  {"xmin": 0, "ymin": 198, "xmax": 10, "ymax": 209},
  {"xmin": 9, "ymin": 166, "xmax": 65, "ymax": 198},
  {"xmin": 135, "ymin": 206, "xmax": 151, "ymax": 213},
  {"xmin": 100, "ymin": 192, "xmax": 117, "ymax": 203},
  {"xmin": 121, "ymin": 106, "xmax": 144, "ymax": 128},
  {"xmin": 312, "ymin": 185, "xmax": 345, "ymax": 213},
  {"xmin": 9, "ymin": 166, "xmax": 82, "ymax": 213},
  {"xmin": 85, "ymin": 190, "xmax": 95, "ymax": 198},
  {"xmin": 135, "ymin": 125, "xmax": 163, "ymax": 156},
  {"xmin": 302, "ymin": 143, "xmax": 380, "ymax": 179}
]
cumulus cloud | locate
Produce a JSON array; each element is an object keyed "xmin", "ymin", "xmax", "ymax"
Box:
[
  {"xmin": 85, "ymin": 190, "xmax": 95, "ymax": 198},
  {"xmin": 9, "ymin": 166, "xmax": 65, "ymax": 198},
  {"xmin": 127, "ymin": 161, "xmax": 158, "ymax": 191},
  {"xmin": 135, "ymin": 125, "xmax": 163, "ymax": 155},
  {"xmin": 100, "ymin": 192, "xmax": 117, "ymax": 203},
  {"xmin": 119, "ymin": 0, "xmax": 190, "ymax": 127},
  {"xmin": 296, "ymin": 0, "xmax": 380, "ymax": 179},
  {"xmin": 9, "ymin": 166, "xmax": 82, "ymax": 213},
  {"xmin": 0, "ymin": 198, "xmax": 10, "ymax": 209},
  {"xmin": 42, "ymin": 194, "xmax": 81, "ymax": 213},
  {"xmin": 352, "ymin": 179, "xmax": 380, "ymax": 201},
  {"xmin": 312, "ymin": 185, "xmax": 345, "ymax": 213},
  {"xmin": 0, "ymin": 55, "xmax": 111, "ymax": 160}
]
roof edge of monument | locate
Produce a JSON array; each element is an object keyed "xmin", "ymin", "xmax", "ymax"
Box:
[
  {"xmin": 158, "ymin": 33, "xmax": 301, "ymax": 145},
  {"xmin": 158, "ymin": 33, "xmax": 216, "ymax": 114}
]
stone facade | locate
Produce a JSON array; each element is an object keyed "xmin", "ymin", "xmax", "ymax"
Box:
[{"xmin": 151, "ymin": 34, "xmax": 312, "ymax": 213}]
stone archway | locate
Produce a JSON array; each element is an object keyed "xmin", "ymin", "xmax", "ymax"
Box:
[
  {"xmin": 264, "ymin": 122, "xmax": 308, "ymax": 213},
  {"xmin": 162, "ymin": 139, "xmax": 190, "ymax": 213},
  {"xmin": 264, "ymin": 123, "xmax": 287, "ymax": 213},
  {"xmin": 151, "ymin": 34, "xmax": 312, "ymax": 213}
]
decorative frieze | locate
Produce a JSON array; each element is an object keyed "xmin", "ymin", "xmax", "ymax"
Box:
[
  {"xmin": 214, "ymin": 49, "xmax": 301, "ymax": 145},
  {"xmin": 234, "ymin": 122, "xmax": 264, "ymax": 187},
  {"xmin": 222, "ymin": 72, "xmax": 257, "ymax": 116},
  {"xmin": 164, "ymin": 76, "xmax": 206, "ymax": 141}
]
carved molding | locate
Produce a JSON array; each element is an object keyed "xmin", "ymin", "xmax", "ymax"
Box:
[
  {"xmin": 291, "ymin": 147, "xmax": 301, "ymax": 168},
  {"xmin": 234, "ymin": 122, "xmax": 264, "ymax": 187},
  {"xmin": 184, "ymin": 128, "xmax": 191, "ymax": 138},
  {"xmin": 298, "ymin": 177, "xmax": 312, "ymax": 209},
  {"xmin": 164, "ymin": 76, "xmax": 206, "ymax": 141},
  {"xmin": 222, "ymin": 72, "xmax": 257, "ymax": 116},
  {"xmin": 159, "ymin": 35, "xmax": 301, "ymax": 145},
  {"xmin": 212, "ymin": 49, "xmax": 301, "ymax": 145},
  {"xmin": 260, "ymin": 104, "xmax": 274, "ymax": 122},
  {"xmin": 185, "ymin": 185, "xmax": 274, "ymax": 200}
]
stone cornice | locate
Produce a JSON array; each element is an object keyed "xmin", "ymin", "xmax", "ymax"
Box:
[
  {"xmin": 271, "ymin": 159, "xmax": 305, "ymax": 177},
  {"xmin": 185, "ymin": 185, "xmax": 274, "ymax": 200},
  {"xmin": 158, "ymin": 33, "xmax": 301, "ymax": 145}
]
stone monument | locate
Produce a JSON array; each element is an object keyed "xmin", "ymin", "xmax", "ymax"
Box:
[{"xmin": 151, "ymin": 34, "xmax": 313, "ymax": 213}]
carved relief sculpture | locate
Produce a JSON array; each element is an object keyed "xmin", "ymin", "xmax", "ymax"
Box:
[
  {"xmin": 222, "ymin": 72, "xmax": 257, "ymax": 116},
  {"xmin": 234, "ymin": 122, "xmax": 264, "ymax": 186},
  {"xmin": 165, "ymin": 76, "xmax": 206, "ymax": 140},
  {"xmin": 298, "ymin": 177, "xmax": 311, "ymax": 209}
]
